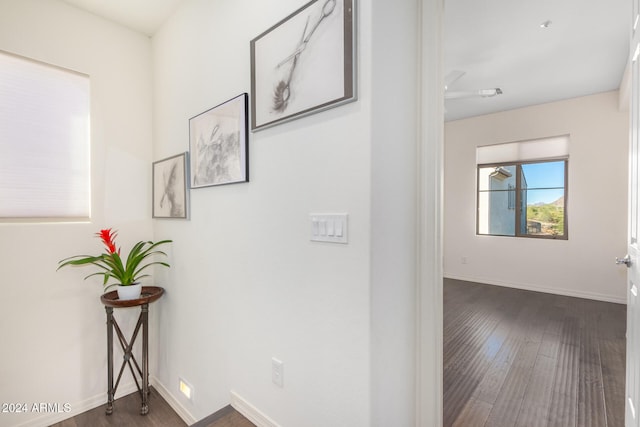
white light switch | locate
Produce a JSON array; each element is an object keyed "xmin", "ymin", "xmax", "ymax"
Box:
[
  {"xmin": 327, "ymin": 220, "xmax": 335, "ymax": 236},
  {"xmin": 310, "ymin": 214, "xmax": 348, "ymax": 244},
  {"xmin": 319, "ymin": 219, "xmax": 327, "ymax": 236}
]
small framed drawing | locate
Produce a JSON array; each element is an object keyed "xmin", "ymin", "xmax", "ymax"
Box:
[
  {"xmin": 152, "ymin": 152, "xmax": 189, "ymax": 219},
  {"xmin": 189, "ymin": 93, "xmax": 249, "ymax": 188},
  {"xmin": 250, "ymin": 0, "xmax": 356, "ymax": 131}
]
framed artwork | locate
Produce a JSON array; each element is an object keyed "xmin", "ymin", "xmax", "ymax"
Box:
[
  {"xmin": 189, "ymin": 93, "xmax": 249, "ymax": 188},
  {"xmin": 250, "ymin": 0, "xmax": 356, "ymax": 131},
  {"xmin": 152, "ymin": 152, "xmax": 189, "ymax": 219}
]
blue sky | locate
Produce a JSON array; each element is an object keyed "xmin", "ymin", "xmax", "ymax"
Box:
[{"xmin": 522, "ymin": 161, "xmax": 565, "ymax": 205}]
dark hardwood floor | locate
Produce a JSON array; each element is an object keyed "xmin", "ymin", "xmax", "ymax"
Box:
[
  {"xmin": 54, "ymin": 279, "xmax": 625, "ymax": 426},
  {"xmin": 191, "ymin": 405, "xmax": 255, "ymax": 427},
  {"xmin": 51, "ymin": 388, "xmax": 254, "ymax": 427},
  {"xmin": 444, "ymin": 278, "xmax": 626, "ymax": 427}
]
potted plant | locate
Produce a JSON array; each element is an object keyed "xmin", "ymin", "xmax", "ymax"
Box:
[{"xmin": 58, "ymin": 228, "xmax": 172, "ymax": 300}]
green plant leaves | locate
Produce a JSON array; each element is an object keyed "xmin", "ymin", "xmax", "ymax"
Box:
[{"xmin": 57, "ymin": 239, "xmax": 172, "ymax": 287}]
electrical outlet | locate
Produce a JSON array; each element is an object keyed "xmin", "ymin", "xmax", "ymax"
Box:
[{"xmin": 272, "ymin": 358, "xmax": 284, "ymax": 388}]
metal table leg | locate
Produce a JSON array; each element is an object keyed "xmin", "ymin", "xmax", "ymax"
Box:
[
  {"xmin": 141, "ymin": 302, "xmax": 149, "ymax": 415},
  {"xmin": 106, "ymin": 306, "xmax": 114, "ymax": 415}
]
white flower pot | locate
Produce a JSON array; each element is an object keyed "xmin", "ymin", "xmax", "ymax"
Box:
[{"xmin": 116, "ymin": 283, "xmax": 142, "ymax": 300}]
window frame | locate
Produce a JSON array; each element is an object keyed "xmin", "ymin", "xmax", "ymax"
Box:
[{"xmin": 476, "ymin": 158, "xmax": 568, "ymax": 240}]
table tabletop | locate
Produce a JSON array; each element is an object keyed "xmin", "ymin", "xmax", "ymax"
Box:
[{"xmin": 100, "ymin": 286, "xmax": 164, "ymax": 308}]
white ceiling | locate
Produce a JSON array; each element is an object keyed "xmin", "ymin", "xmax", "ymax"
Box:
[
  {"xmin": 444, "ymin": 0, "xmax": 631, "ymax": 121},
  {"xmin": 61, "ymin": 0, "xmax": 631, "ymax": 121},
  {"xmin": 62, "ymin": 0, "xmax": 186, "ymax": 36}
]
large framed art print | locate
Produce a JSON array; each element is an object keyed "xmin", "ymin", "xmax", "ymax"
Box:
[{"xmin": 250, "ymin": 0, "xmax": 356, "ymax": 131}]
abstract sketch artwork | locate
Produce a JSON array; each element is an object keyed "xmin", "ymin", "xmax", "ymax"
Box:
[
  {"xmin": 251, "ymin": 0, "xmax": 356, "ymax": 130},
  {"xmin": 189, "ymin": 93, "xmax": 249, "ymax": 188},
  {"xmin": 153, "ymin": 152, "xmax": 188, "ymax": 219}
]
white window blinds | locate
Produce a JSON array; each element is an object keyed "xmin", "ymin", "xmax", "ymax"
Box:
[
  {"xmin": 476, "ymin": 135, "xmax": 569, "ymax": 165},
  {"xmin": 0, "ymin": 51, "xmax": 90, "ymax": 219}
]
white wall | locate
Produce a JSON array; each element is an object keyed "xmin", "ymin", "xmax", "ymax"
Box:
[
  {"xmin": 0, "ymin": 1, "xmax": 154, "ymax": 426},
  {"xmin": 369, "ymin": 0, "xmax": 419, "ymax": 426},
  {"xmin": 151, "ymin": 1, "xmax": 370, "ymax": 425},
  {"xmin": 151, "ymin": 0, "xmax": 424, "ymax": 425},
  {"xmin": 444, "ymin": 91, "xmax": 629, "ymax": 303}
]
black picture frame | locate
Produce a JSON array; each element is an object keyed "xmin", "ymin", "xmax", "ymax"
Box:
[
  {"xmin": 189, "ymin": 93, "xmax": 249, "ymax": 188},
  {"xmin": 152, "ymin": 152, "xmax": 189, "ymax": 219},
  {"xmin": 250, "ymin": 0, "xmax": 356, "ymax": 131}
]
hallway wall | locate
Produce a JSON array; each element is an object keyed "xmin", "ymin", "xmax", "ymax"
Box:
[{"xmin": 151, "ymin": 0, "xmax": 422, "ymax": 425}]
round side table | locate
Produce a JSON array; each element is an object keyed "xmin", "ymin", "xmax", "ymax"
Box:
[{"xmin": 100, "ymin": 286, "xmax": 164, "ymax": 415}]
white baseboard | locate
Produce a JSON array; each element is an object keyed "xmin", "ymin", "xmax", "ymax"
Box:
[
  {"xmin": 12, "ymin": 382, "xmax": 139, "ymax": 427},
  {"xmin": 444, "ymin": 274, "xmax": 627, "ymax": 304},
  {"xmin": 231, "ymin": 391, "xmax": 280, "ymax": 427},
  {"xmin": 150, "ymin": 376, "xmax": 197, "ymax": 425}
]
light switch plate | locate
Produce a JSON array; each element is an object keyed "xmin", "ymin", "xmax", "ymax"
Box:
[{"xmin": 310, "ymin": 214, "xmax": 348, "ymax": 244}]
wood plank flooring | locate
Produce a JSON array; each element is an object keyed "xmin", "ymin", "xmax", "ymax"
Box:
[
  {"xmin": 53, "ymin": 278, "xmax": 625, "ymax": 426},
  {"xmin": 51, "ymin": 388, "xmax": 254, "ymax": 427},
  {"xmin": 444, "ymin": 278, "xmax": 626, "ymax": 427},
  {"xmin": 192, "ymin": 405, "xmax": 255, "ymax": 427},
  {"xmin": 51, "ymin": 388, "xmax": 187, "ymax": 427}
]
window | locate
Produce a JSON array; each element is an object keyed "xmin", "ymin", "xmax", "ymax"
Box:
[
  {"xmin": 477, "ymin": 136, "xmax": 568, "ymax": 239},
  {"xmin": 0, "ymin": 50, "xmax": 90, "ymax": 220}
]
